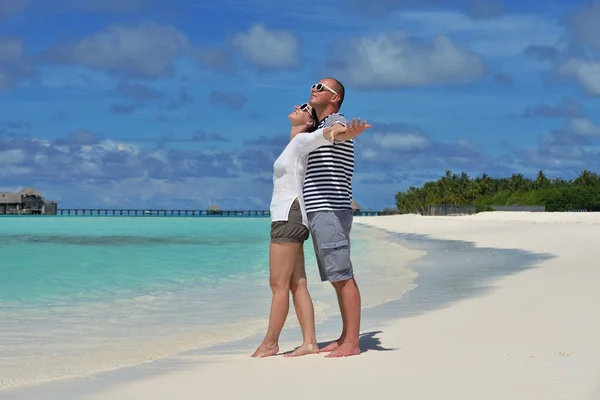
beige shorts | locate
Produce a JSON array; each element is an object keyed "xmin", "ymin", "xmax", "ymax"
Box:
[
  {"xmin": 270, "ymin": 198, "xmax": 309, "ymax": 244},
  {"xmin": 308, "ymin": 209, "xmax": 353, "ymax": 283}
]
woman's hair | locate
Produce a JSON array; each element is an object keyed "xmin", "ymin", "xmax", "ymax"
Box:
[{"xmin": 306, "ymin": 108, "xmax": 319, "ymax": 133}]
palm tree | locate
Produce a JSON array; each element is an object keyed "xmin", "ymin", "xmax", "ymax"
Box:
[
  {"xmin": 574, "ymin": 170, "xmax": 600, "ymax": 186},
  {"xmin": 535, "ymin": 170, "xmax": 551, "ymax": 189}
]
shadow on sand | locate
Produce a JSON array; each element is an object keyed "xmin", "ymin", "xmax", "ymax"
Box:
[{"xmin": 282, "ymin": 330, "xmax": 396, "ymax": 356}]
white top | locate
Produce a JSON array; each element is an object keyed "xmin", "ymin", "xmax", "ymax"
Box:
[
  {"xmin": 303, "ymin": 113, "xmax": 353, "ymax": 213},
  {"xmin": 270, "ymin": 128, "xmax": 331, "ymax": 227}
]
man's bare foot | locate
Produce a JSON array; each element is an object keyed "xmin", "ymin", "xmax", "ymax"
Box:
[
  {"xmin": 251, "ymin": 342, "xmax": 279, "ymax": 358},
  {"xmin": 284, "ymin": 342, "xmax": 320, "ymax": 357},
  {"xmin": 320, "ymin": 338, "xmax": 343, "ymax": 352},
  {"xmin": 325, "ymin": 342, "xmax": 361, "ymax": 358}
]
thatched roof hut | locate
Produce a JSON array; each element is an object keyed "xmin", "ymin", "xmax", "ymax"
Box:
[
  {"xmin": 0, "ymin": 192, "xmax": 22, "ymax": 204},
  {"xmin": 352, "ymin": 200, "xmax": 361, "ymax": 211},
  {"xmin": 20, "ymin": 187, "xmax": 42, "ymax": 197},
  {"xmin": 208, "ymin": 204, "xmax": 221, "ymax": 211}
]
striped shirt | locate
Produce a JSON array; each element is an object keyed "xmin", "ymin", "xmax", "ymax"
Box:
[{"xmin": 302, "ymin": 113, "xmax": 354, "ymax": 213}]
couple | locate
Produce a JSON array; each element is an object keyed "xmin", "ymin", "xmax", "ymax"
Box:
[{"xmin": 252, "ymin": 77, "xmax": 371, "ymax": 359}]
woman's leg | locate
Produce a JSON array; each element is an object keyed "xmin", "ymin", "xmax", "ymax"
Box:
[
  {"xmin": 251, "ymin": 240, "xmax": 300, "ymax": 358},
  {"xmin": 285, "ymin": 243, "xmax": 319, "ymax": 357}
]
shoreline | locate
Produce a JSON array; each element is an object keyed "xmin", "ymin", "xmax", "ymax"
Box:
[
  {"xmin": 5, "ymin": 214, "xmax": 552, "ymax": 400},
  {"xmin": 1, "ymin": 223, "xmax": 422, "ymax": 396},
  {"xmin": 6, "ymin": 212, "xmax": 600, "ymax": 399}
]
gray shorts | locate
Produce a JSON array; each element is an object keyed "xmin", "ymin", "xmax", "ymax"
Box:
[
  {"xmin": 308, "ymin": 209, "xmax": 353, "ymax": 282},
  {"xmin": 270, "ymin": 199, "xmax": 309, "ymax": 244}
]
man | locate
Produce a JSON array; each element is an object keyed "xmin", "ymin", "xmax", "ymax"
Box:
[{"xmin": 304, "ymin": 77, "xmax": 362, "ymax": 357}]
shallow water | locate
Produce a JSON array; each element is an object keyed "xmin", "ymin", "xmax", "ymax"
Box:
[
  {"xmin": 0, "ymin": 217, "xmax": 413, "ymax": 389},
  {"xmin": 1, "ymin": 222, "xmax": 554, "ymax": 400}
]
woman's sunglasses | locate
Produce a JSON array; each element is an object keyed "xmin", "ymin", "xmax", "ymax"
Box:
[{"xmin": 299, "ymin": 103, "xmax": 317, "ymax": 120}]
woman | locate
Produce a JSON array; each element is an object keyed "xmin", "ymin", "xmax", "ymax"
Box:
[{"xmin": 251, "ymin": 103, "xmax": 369, "ymax": 358}]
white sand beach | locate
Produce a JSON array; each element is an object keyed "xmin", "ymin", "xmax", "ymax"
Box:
[{"xmin": 24, "ymin": 212, "xmax": 600, "ymax": 399}]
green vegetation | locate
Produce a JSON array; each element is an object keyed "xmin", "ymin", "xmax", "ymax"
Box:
[{"xmin": 395, "ymin": 170, "xmax": 600, "ymax": 214}]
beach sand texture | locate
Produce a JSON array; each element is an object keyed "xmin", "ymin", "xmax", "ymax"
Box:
[{"xmin": 76, "ymin": 211, "xmax": 600, "ymax": 400}]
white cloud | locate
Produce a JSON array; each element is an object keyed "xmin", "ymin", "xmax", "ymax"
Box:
[
  {"xmin": 372, "ymin": 133, "xmax": 430, "ymax": 151},
  {"xmin": 325, "ymin": 31, "xmax": 486, "ymax": 90},
  {"xmin": 514, "ymin": 116, "xmax": 600, "ymax": 171},
  {"xmin": 0, "ymin": 0, "xmax": 28, "ymax": 20},
  {"xmin": 0, "ymin": 149, "xmax": 26, "ymax": 164},
  {"xmin": 361, "ymin": 148, "xmax": 379, "ymax": 161},
  {"xmin": 397, "ymin": 10, "xmax": 563, "ymax": 57},
  {"xmin": 517, "ymin": 148, "xmax": 586, "ymax": 169},
  {"xmin": 0, "ymin": 36, "xmax": 29, "ymax": 90},
  {"xmin": 569, "ymin": 118, "xmax": 600, "ymax": 137},
  {"xmin": 0, "ymin": 70, "xmax": 10, "ymax": 90},
  {"xmin": 0, "ymin": 165, "xmax": 33, "ymax": 176},
  {"xmin": 565, "ymin": 0, "xmax": 600, "ymax": 50},
  {"xmin": 361, "ymin": 132, "xmax": 431, "ymax": 162},
  {"xmin": 232, "ymin": 24, "xmax": 299, "ymax": 70},
  {"xmin": 398, "ymin": 10, "xmax": 560, "ymax": 37},
  {"xmin": 69, "ymin": 0, "xmax": 155, "ymax": 13},
  {"xmin": 557, "ymin": 59, "xmax": 600, "ymax": 96},
  {"xmin": 0, "ymin": 130, "xmax": 283, "ymax": 209},
  {"xmin": 43, "ymin": 22, "xmax": 189, "ymax": 77},
  {"xmin": 467, "ymin": 0, "xmax": 503, "ymax": 20},
  {"xmin": 0, "ymin": 37, "xmax": 23, "ymax": 64},
  {"xmin": 36, "ymin": 66, "xmax": 115, "ymax": 89}
]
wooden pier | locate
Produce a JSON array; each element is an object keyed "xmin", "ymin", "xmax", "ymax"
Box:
[
  {"xmin": 57, "ymin": 209, "xmax": 269, "ymax": 216},
  {"xmin": 51, "ymin": 209, "xmax": 386, "ymax": 217}
]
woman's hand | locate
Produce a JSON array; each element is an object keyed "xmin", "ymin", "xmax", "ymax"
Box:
[
  {"xmin": 326, "ymin": 124, "xmax": 348, "ymax": 142},
  {"xmin": 329, "ymin": 118, "xmax": 371, "ymax": 143}
]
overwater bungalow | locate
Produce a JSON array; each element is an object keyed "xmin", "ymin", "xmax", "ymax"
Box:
[
  {"xmin": 0, "ymin": 187, "xmax": 58, "ymax": 215},
  {"xmin": 207, "ymin": 203, "xmax": 222, "ymax": 215}
]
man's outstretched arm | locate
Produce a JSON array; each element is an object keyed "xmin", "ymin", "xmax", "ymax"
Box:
[
  {"xmin": 321, "ymin": 113, "xmax": 347, "ymax": 128},
  {"xmin": 295, "ymin": 119, "xmax": 371, "ymax": 155},
  {"xmin": 331, "ymin": 118, "xmax": 371, "ymax": 142}
]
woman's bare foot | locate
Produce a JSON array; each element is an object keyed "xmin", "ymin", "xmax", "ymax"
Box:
[
  {"xmin": 284, "ymin": 342, "xmax": 320, "ymax": 357},
  {"xmin": 251, "ymin": 341, "xmax": 279, "ymax": 358}
]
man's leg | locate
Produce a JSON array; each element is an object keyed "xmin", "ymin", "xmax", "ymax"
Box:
[
  {"xmin": 308, "ymin": 210, "xmax": 361, "ymax": 357},
  {"xmin": 327, "ymin": 210, "xmax": 361, "ymax": 357},
  {"xmin": 328, "ymin": 277, "xmax": 361, "ymax": 357}
]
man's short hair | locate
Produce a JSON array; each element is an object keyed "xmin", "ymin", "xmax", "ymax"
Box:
[{"xmin": 328, "ymin": 77, "xmax": 345, "ymax": 109}]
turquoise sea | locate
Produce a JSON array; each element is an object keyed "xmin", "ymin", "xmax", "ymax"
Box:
[{"xmin": 0, "ymin": 216, "xmax": 412, "ymax": 389}]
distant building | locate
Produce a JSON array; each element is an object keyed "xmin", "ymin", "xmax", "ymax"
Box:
[
  {"xmin": 207, "ymin": 203, "xmax": 222, "ymax": 215},
  {"xmin": 0, "ymin": 188, "xmax": 58, "ymax": 215}
]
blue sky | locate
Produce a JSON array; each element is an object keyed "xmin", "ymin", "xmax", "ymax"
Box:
[{"xmin": 1, "ymin": 0, "xmax": 599, "ymax": 210}]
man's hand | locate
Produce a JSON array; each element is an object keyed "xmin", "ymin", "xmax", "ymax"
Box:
[{"xmin": 330, "ymin": 118, "xmax": 371, "ymax": 142}]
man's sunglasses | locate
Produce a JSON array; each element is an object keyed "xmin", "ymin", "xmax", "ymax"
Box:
[{"xmin": 311, "ymin": 83, "xmax": 338, "ymax": 95}]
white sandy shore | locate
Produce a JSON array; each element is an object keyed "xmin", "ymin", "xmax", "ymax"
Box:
[{"xmin": 69, "ymin": 213, "xmax": 600, "ymax": 399}]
